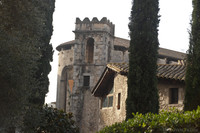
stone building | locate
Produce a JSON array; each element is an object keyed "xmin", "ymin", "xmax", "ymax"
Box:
[
  {"xmin": 92, "ymin": 62, "xmax": 186, "ymax": 130},
  {"xmin": 56, "ymin": 17, "xmax": 186, "ymax": 133}
]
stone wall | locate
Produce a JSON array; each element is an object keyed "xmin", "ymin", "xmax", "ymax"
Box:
[
  {"xmin": 58, "ymin": 47, "xmax": 74, "ymax": 67},
  {"xmin": 111, "ymin": 50, "xmax": 126, "ymax": 62},
  {"xmin": 80, "ymin": 89, "xmax": 99, "ymax": 133},
  {"xmin": 158, "ymin": 79, "xmax": 185, "ymax": 111},
  {"xmin": 56, "ymin": 47, "xmax": 74, "ymax": 110},
  {"xmin": 75, "ymin": 17, "xmax": 115, "ymax": 36},
  {"xmin": 97, "ymin": 75, "xmax": 185, "ymax": 131},
  {"xmin": 60, "ymin": 17, "xmax": 116, "ymax": 133},
  {"xmin": 98, "ymin": 74, "xmax": 127, "ymax": 131}
]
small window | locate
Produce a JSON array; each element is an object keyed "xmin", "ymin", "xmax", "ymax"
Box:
[
  {"xmin": 108, "ymin": 96, "xmax": 113, "ymax": 107},
  {"xmin": 102, "ymin": 96, "xmax": 113, "ymax": 108},
  {"xmin": 102, "ymin": 87, "xmax": 113, "ymax": 108},
  {"xmin": 169, "ymin": 88, "xmax": 178, "ymax": 104},
  {"xmin": 102, "ymin": 97, "xmax": 108, "ymax": 108},
  {"xmin": 107, "ymin": 42, "xmax": 111, "ymax": 62},
  {"xmin": 117, "ymin": 93, "xmax": 121, "ymax": 110},
  {"xmin": 83, "ymin": 76, "xmax": 90, "ymax": 87}
]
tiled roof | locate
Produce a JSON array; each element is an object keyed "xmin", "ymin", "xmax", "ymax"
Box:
[
  {"xmin": 56, "ymin": 38, "xmax": 186, "ymax": 61},
  {"xmin": 56, "ymin": 40, "xmax": 76, "ymax": 51},
  {"xmin": 107, "ymin": 62, "xmax": 186, "ymax": 81},
  {"xmin": 158, "ymin": 48, "xmax": 186, "ymax": 60},
  {"xmin": 114, "ymin": 37, "xmax": 130, "ymax": 48},
  {"xmin": 113, "ymin": 38, "xmax": 186, "ymax": 60}
]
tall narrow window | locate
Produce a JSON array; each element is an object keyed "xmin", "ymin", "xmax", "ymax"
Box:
[
  {"xmin": 169, "ymin": 88, "xmax": 178, "ymax": 104},
  {"xmin": 102, "ymin": 87, "xmax": 113, "ymax": 108},
  {"xmin": 107, "ymin": 42, "xmax": 111, "ymax": 62},
  {"xmin": 117, "ymin": 93, "xmax": 121, "ymax": 110},
  {"xmin": 86, "ymin": 38, "xmax": 94, "ymax": 63},
  {"xmin": 83, "ymin": 76, "xmax": 90, "ymax": 87}
]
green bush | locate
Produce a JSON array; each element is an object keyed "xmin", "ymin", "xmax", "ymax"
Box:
[
  {"xmin": 98, "ymin": 107, "xmax": 200, "ymax": 133},
  {"xmin": 23, "ymin": 105, "xmax": 79, "ymax": 133},
  {"xmin": 37, "ymin": 105, "xmax": 79, "ymax": 133}
]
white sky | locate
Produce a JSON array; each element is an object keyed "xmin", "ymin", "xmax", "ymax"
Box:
[{"xmin": 45, "ymin": 0, "xmax": 193, "ymax": 103}]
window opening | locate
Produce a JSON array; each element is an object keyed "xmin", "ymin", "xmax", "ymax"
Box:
[
  {"xmin": 169, "ymin": 88, "xmax": 178, "ymax": 104},
  {"xmin": 83, "ymin": 76, "xmax": 90, "ymax": 87},
  {"xmin": 117, "ymin": 93, "xmax": 121, "ymax": 110},
  {"xmin": 86, "ymin": 38, "xmax": 94, "ymax": 63},
  {"xmin": 102, "ymin": 87, "xmax": 113, "ymax": 108},
  {"xmin": 107, "ymin": 42, "xmax": 111, "ymax": 62}
]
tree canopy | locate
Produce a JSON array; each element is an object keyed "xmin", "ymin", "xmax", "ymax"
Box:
[
  {"xmin": 0, "ymin": 0, "xmax": 55, "ymax": 130},
  {"xmin": 126, "ymin": 0, "xmax": 160, "ymax": 119},
  {"xmin": 184, "ymin": 0, "xmax": 200, "ymax": 111}
]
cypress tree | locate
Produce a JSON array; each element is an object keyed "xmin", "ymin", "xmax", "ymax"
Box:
[
  {"xmin": 0, "ymin": 0, "xmax": 41, "ymax": 129},
  {"xmin": 22, "ymin": 0, "xmax": 55, "ymax": 131},
  {"xmin": 0, "ymin": 0, "xmax": 55, "ymax": 130},
  {"xmin": 126, "ymin": 0, "xmax": 160, "ymax": 119},
  {"xmin": 28, "ymin": 0, "xmax": 55, "ymax": 106},
  {"xmin": 184, "ymin": 0, "xmax": 200, "ymax": 111}
]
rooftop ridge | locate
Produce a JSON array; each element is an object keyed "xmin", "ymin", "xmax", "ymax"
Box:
[{"xmin": 76, "ymin": 17, "xmax": 114, "ymax": 27}]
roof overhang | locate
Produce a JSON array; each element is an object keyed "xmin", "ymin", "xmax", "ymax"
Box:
[{"xmin": 92, "ymin": 68, "xmax": 115, "ymax": 97}]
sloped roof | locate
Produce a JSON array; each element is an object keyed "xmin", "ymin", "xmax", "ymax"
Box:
[
  {"xmin": 114, "ymin": 37, "xmax": 130, "ymax": 48},
  {"xmin": 92, "ymin": 62, "xmax": 186, "ymax": 97},
  {"xmin": 56, "ymin": 40, "xmax": 76, "ymax": 51},
  {"xmin": 56, "ymin": 38, "xmax": 186, "ymax": 62},
  {"xmin": 107, "ymin": 62, "xmax": 186, "ymax": 81},
  {"xmin": 158, "ymin": 48, "xmax": 186, "ymax": 60}
]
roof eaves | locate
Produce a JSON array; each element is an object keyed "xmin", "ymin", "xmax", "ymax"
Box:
[{"xmin": 92, "ymin": 68, "xmax": 110, "ymax": 96}]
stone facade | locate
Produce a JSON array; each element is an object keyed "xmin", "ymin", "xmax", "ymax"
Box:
[
  {"xmin": 56, "ymin": 17, "xmax": 186, "ymax": 133},
  {"xmin": 56, "ymin": 17, "xmax": 129, "ymax": 133},
  {"xmin": 98, "ymin": 74, "xmax": 127, "ymax": 130},
  {"xmin": 158, "ymin": 79, "xmax": 185, "ymax": 111},
  {"xmin": 94, "ymin": 66, "xmax": 185, "ymax": 131}
]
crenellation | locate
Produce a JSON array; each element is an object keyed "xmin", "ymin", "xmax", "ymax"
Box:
[
  {"xmin": 92, "ymin": 17, "xmax": 99, "ymax": 23},
  {"xmin": 75, "ymin": 17, "xmax": 115, "ymax": 36}
]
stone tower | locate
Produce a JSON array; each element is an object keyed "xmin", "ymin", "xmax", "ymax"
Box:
[{"xmin": 56, "ymin": 17, "xmax": 115, "ymax": 133}]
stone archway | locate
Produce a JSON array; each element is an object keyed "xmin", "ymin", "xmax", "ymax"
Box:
[{"xmin": 57, "ymin": 66, "xmax": 73, "ymax": 111}]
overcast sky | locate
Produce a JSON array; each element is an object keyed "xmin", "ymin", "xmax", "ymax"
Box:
[{"xmin": 45, "ymin": 0, "xmax": 193, "ymax": 103}]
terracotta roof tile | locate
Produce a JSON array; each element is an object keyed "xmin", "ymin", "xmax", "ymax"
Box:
[{"xmin": 107, "ymin": 62, "xmax": 186, "ymax": 81}]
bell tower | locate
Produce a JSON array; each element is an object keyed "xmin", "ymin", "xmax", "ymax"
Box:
[
  {"xmin": 73, "ymin": 17, "xmax": 115, "ymax": 65},
  {"xmin": 56, "ymin": 17, "xmax": 115, "ymax": 133},
  {"xmin": 73, "ymin": 17, "xmax": 115, "ymax": 132}
]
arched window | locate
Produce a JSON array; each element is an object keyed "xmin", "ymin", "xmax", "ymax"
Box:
[
  {"xmin": 86, "ymin": 38, "xmax": 94, "ymax": 63},
  {"xmin": 107, "ymin": 41, "xmax": 111, "ymax": 62}
]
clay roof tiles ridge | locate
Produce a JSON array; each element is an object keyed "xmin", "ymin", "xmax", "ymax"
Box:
[{"xmin": 107, "ymin": 62, "xmax": 186, "ymax": 81}]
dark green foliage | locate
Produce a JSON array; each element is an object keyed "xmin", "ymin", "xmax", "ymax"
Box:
[
  {"xmin": 0, "ymin": 0, "xmax": 41, "ymax": 128},
  {"xmin": 23, "ymin": 105, "xmax": 79, "ymax": 133},
  {"xmin": 27, "ymin": 0, "xmax": 54, "ymax": 106},
  {"xmin": 98, "ymin": 107, "xmax": 200, "ymax": 133},
  {"xmin": 184, "ymin": 0, "xmax": 200, "ymax": 111},
  {"xmin": 0, "ymin": 0, "xmax": 55, "ymax": 130},
  {"xmin": 126, "ymin": 0, "xmax": 160, "ymax": 119}
]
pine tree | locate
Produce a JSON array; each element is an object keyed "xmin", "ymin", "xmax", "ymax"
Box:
[
  {"xmin": 126, "ymin": 0, "xmax": 160, "ymax": 119},
  {"xmin": 184, "ymin": 0, "xmax": 200, "ymax": 111}
]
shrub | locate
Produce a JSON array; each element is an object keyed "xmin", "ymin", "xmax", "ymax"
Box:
[
  {"xmin": 23, "ymin": 105, "xmax": 79, "ymax": 133},
  {"xmin": 38, "ymin": 105, "xmax": 79, "ymax": 133},
  {"xmin": 98, "ymin": 107, "xmax": 200, "ymax": 133}
]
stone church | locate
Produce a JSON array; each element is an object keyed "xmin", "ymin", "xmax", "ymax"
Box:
[{"xmin": 56, "ymin": 17, "xmax": 186, "ymax": 133}]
